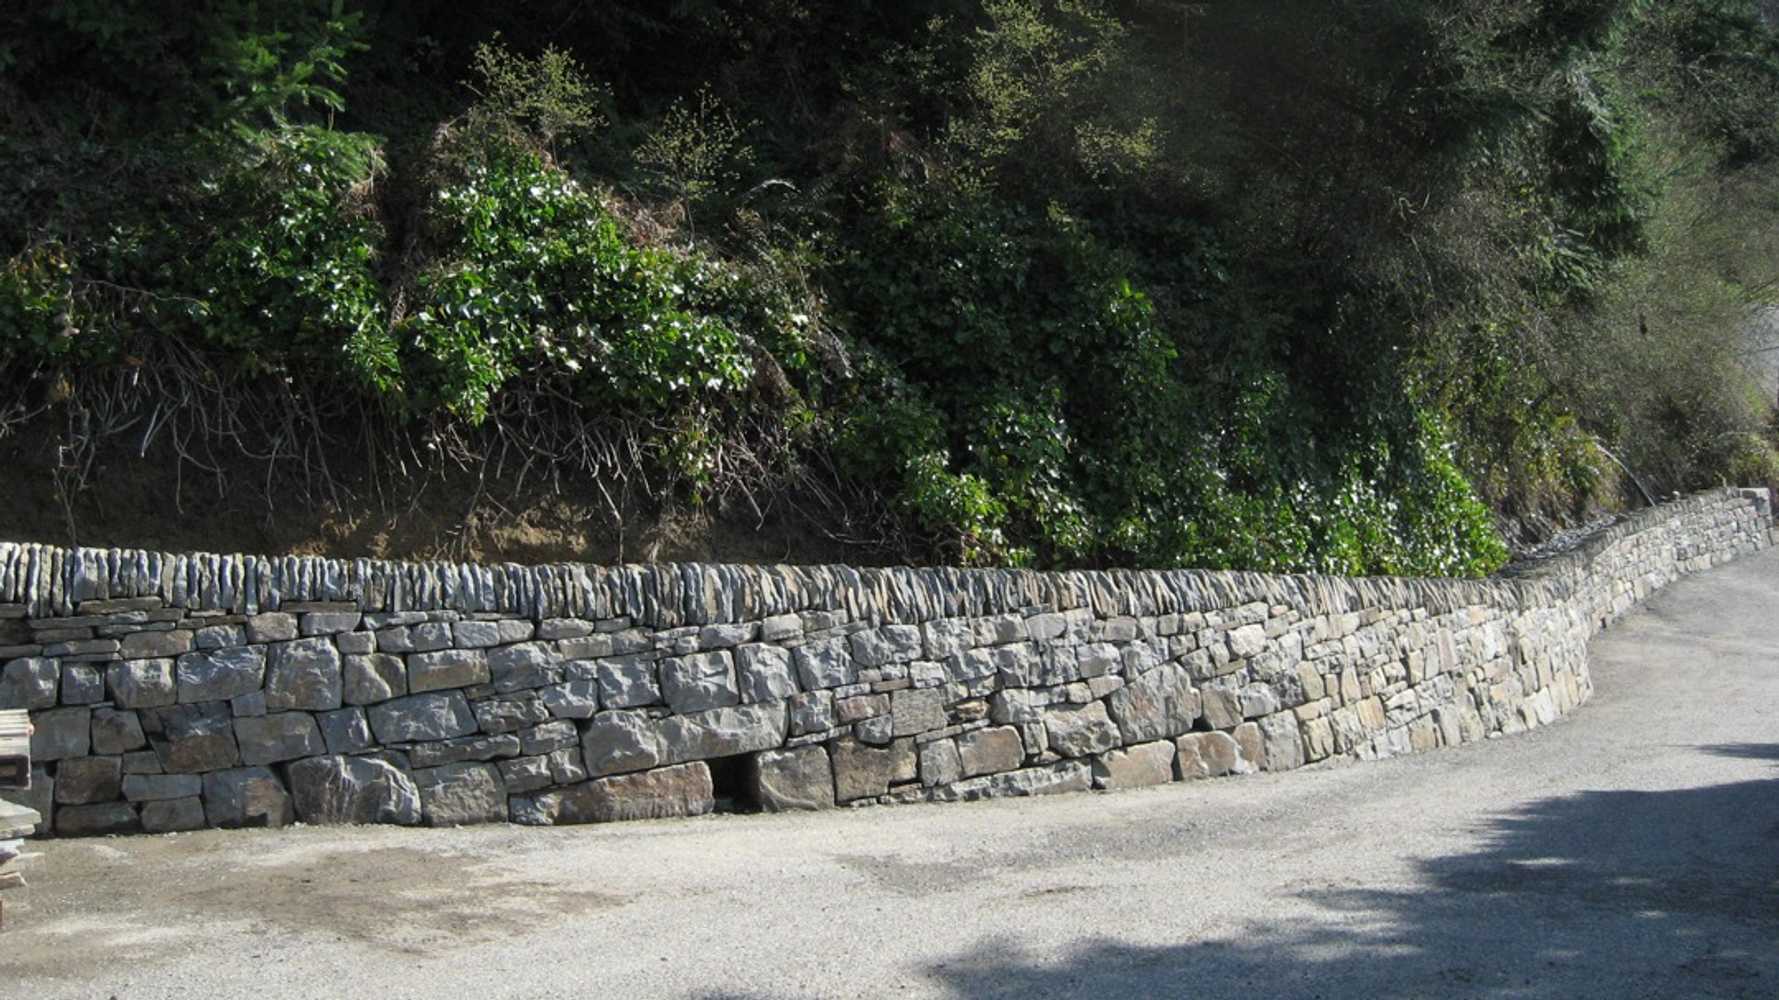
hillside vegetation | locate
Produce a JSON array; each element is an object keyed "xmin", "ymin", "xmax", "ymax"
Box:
[{"xmin": 3, "ymin": 1, "xmax": 1778, "ymax": 573}]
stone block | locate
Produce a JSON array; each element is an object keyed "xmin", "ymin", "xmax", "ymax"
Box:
[
  {"xmin": 788, "ymin": 690, "xmax": 835, "ymax": 735},
  {"xmin": 56, "ymin": 801, "xmax": 140, "ymax": 836},
  {"xmin": 31, "ymin": 706, "xmax": 91, "ymax": 761},
  {"xmin": 513, "ymin": 762, "xmax": 713, "ymax": 825},
  {"xmin": 0, "ymin": 766, "xmax": 52, "ymax": 835},
  {"xmin": 890, "ymin": 688, "xmax": 947, "ymax": 737},
  {"xmin": 414, "ymin": 762, "xmax": 507, "ymax": 826},
  {"xmin": 1106, "ymin": 663, "xmax": 1199, "ymax": 744},
  {"xmin": 500, "ymin": 754, "xmax": 554, "ymax": 793},
  {"xmin": 1259, "ymin": 713, "xmax": 1305, "ymax": 772},
  {"xmin": 594, "ymin": 655, "xmax": 661, "ymax": 708},
  {"xmin": 793, "ymin": 638, "xmax": 855, "ymax": 690},
  {"xmin": 122, "ymin": 772, "xmax": 203, "ymax": 802},
  {"xmin": 91, "ymin": 707, "xmax": 147, "ymax": 755},
  {"xmin": 736, "ymin": 644, "xmax": 799, "ymax": 704},
  {"xmin": 407, "ymin": 733, "xmax": 521, "ymax": 768},
  {"xmin": 55, "ymin": 755, "xmax": 123, "ymax": 804},
  {"xmin": 195, "ymin": 624, "xmax": 248, "ymax": 650},
  {"xmin": 751, "ymin": 746, "xmax": 836, "ymax": 811},
  {"xmin": 405, "ymin": 648, "xmax": 487, "ymax": 695},
  {"xmin": 1042, "ymin": 701, "xmax": 1121, "ymax": 758},
  {"xmin": 660, "ymin": 651, "xmax": 740, "ymax": 714},
  {"xmin": 234, "ymin": 712, "xmax": 325, "ymax": 766},
  {"xmin": 203, "ymin": 766, "xmax": 294, "ymax": 828},
  {"xmin": 288, "ymin": 755, "xmax": 422, "ymax": 825},
  {"xmin": 367, "ymin": 691, "xmax": 478, "ymax": 743},
  {"xmin": 1174, "ymin": 731, "xmax": 1250, "ymax": 779},
  {"xmin": 265, "ymin": 637, "xmax": 343, "ymax": 711},
  {"xmin": 581, "ymin": 709, "xmax": 665, "ymax": 777},
  {"xmin": 141, "ymin": 796, "xmax": 207, "ymax": 833},
  {"xmin": 918, "ymin": 739, "xmax": 962, "ymax": 788},
  {"xmin": 108, "ymin": 658, "xmax": 177, "ymax": 709},
  {"xmin": 520, "ymin": 719, "xmax": 577, "ymax": 756},
  {"xmin": 318, "ymin": 707, "xmax": 373, "ymax": 754},
  {"xmin": 658, "ymin": 703, "xmax": 789, "ymax": 765},
  {"xmin": 245, "ymin": 613, "xmax": 299, "ymax": 643},
  {"xmin": 0, "ymin": 656, "xmax": 58, "ymax": 709},
  {"xmin": 176, "ymin": 646, "xmax": 266, "ymax": 703},
  {"xmin": 472, "ymin": 691, "xmax": 550, "ymax": 734},
  {"xmin": 830, "ymin": 737, "xmax": 916, "ymax": 803},
  {"xmin": 59, "ymin": 664, "xmax": 105, "ymax": 704},
  {"xmin": 539, "ymin": 680, "xmax": 600, "ymax": 719},
  {"xmin": 1092, "ymin": 741, "xmax": 1176, "ymax": 789},
  {"xmin": 930, "ymin": 760, "xmax": 1092, "ymax": 802},
  {"xmin": 956, "ymin": 726, "xmax": 1025, "ymax": 777},
  {"xmin": 488, "ymin": 641, "xmax": 561, "ymax": 693},
  {"xmin": 344, "ymin": 653, "xmax": 407, "ymax": 705},
  {"xmin": 120, "ymin": 629, "xmax": 193, "ymax": 659}
]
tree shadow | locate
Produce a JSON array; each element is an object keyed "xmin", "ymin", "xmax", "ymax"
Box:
[{"xmin": 919, "ymin": 745, "xmax": 1779, "ymax": 999}]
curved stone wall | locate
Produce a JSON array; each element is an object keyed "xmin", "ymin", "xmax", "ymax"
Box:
[{"xmin": 1, "ymin": 488, "xmax": 1770, "ymax": 836}]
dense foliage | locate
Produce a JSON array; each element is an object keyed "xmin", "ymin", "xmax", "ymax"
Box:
[{"xmin": 4, "ymin": 0, "xmax": 1777, "ymax": 574}]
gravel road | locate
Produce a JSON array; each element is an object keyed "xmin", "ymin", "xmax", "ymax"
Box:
[{"xmin": 4, "ymin": 548, "xmax": 1776, "ymax": 999}]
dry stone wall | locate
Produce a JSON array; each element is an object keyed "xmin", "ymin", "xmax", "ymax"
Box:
[{"xmin": 1, "ymin": 488, "xmax": 1771, "ymax": 837}]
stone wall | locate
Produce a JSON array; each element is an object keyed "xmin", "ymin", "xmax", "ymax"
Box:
[{"xmin": 1, "ymin": 489, "xmax": 1770, "ymax": 837}]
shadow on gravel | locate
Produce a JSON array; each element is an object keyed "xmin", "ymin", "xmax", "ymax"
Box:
[{"xmin": 918, "ymin": 745, "xmax": 1779, "ymax": 1000}]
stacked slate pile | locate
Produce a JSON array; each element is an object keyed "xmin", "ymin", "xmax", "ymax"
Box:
[{"xmin": 1, "ymin": 709, "xmax": 36, "ymax": 927}]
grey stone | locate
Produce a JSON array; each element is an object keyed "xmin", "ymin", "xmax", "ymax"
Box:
[
  {"xmin": 546, "ymin": 746, "xmax": 588, "ymax": 785},
  {"xmin": 890, "ymin": 688, "xmax": 947, "ymax": 737},
  {"xmin": 660, "ymin": 651, "xmax": 739, "ymax": 713},
  {"xmin": 472, "ymin": 691, "xmax": 550, "ymax": 734},
  {"xmin": 1240, "ymin": 683, "xmax": 1282, "ymax": 720},
  {"xmin": 1227, "ymin": 623, "xmax": 1268, "ymax": 658},
  {"xmin": 736, "ymin": 644, "xmax": 799, "ymax": 704},
  {"xmin": 538, "ymin": 618, "xmax": 593, "ymax": 640},
  {"xmin": 120, "ymin": 629, "xmax": 192, "ymax": 659},
  {"xmin": 1043, "ymin": 701, "xmax": 1121, "ymax": 758},
  {"xmin": 194, "ymin": 624, "xmax": 248, "ymax": 650},
  {"xmin": 122, "ymin": 772, "xmax": 202, "ymax": 802},
  {"xmin": 234, "ymin": 712, "xmax": 326, "ymax": 766},
  {"xmin": 488, "ymin": 641, "xmax": 560, "ymax": 693},
  {"xmin": 176, "ymin": 646, "xmax": 266, "ymax": 703},
  {"xmin": 1106, "ymin": 663, "xmax": 1200, "ymax": 744},
  {"xmin": 751, "ymin": 746, "xmax": 835, "ymax": 811},
  {"xmin": 55, "ymin": 755, "xmax": 123, "ymax": 804},
  {"xmin": 407, "ymin": 733, "xmax": 521, "ymax": 768},
  {"xmin": 500, "ymin": 754, "xmax": 554, "ymax": 793},
  {"xmin": 520, "ymin": 720, "xmax": 578, "ymax": 756},
  {"xmin": 414, "ymin": 762, "xmax": 507, "ymax": 826},
  {"xmin": 831, "ymin": 737, "xmax": 916, "ymax": 803},
  {"xmin": 930, "ymin": 760, "xmax": 1092, "ymax": 802},
  {"xmin": 918, "ymin": 739, "xmax": 963, "ymax": 788},
  {"xmin": 344, "ymin": 653, "xmax": 407, "ymax": 705},
  {"xmin": 594, "ymin": 655, "xmax": 660, "ymax": 708},
  {"xmin": 336, "ymin": 631, "xmax": 375, "ymax": 655},
  {"xmin": 31, "ymin": 706, "xmax": 91, "ymax": 761},
  {"xmin": 265, "ymin": 637, "xmax": 343, "ymax": 711},
  {"xmin": 1232, "ymin": 721, "xmax": 1264, "ymax": 772},
  {"xmin": 1092, "ymin": 741, "xmax": 1177, "ymax": 789},
  {"xmin": 245, "ymin": 613, "xmax": 298, "ymax": 643},
  {"xmin": 539, "ymin": 680, "xmax": 600, "ymax": 719},
  {"xmin": 318, "ymin": 707, "xmax": 373, "ymax": 753},
  {"xmin": 108, "ymin": 658, "xmax": 177, "ymax": 708},
  {"xmin": 230, "ymin": 690, "xmax": 268, "ymax": 717},
  {"xmin": 367, "ymin": 692, "xmax": 478, "ymax": 743},
  {"xmin": 793, "ymin": 638, "xmax": 855, "ymax": 690},
  {"xmin": 855, "ymin": 713, "xmax": 894, "ymax": 745},
  {"xmin": 1259, "ymin": 712, "xmax": 1306, "ymax": 771},
  {"xmin": 300, "ymin": 612, "xmax": 361, "ymax": 636},
  {"xmin": 288, "ymin": 755, "xmax": 422, "ymax": 825},
  {"xmin": 788, "ymin": 690, "xmax": 836, "ymax": 736},
  {"xmin": 203, "ymin": 766, "xmax": 294, "ymax": 828},
  {"xmin": 581, "ymin": 710, "xmax": 665, "ymax": 777},
  {"xmin": 512, "ymin": 763, "xmax": 713, "ymax": 825},
  {"xmin": 91, "ymin": 707, "xmax": 147, "ymax": 755},
  {"xmin": 1200, "ymin": 679, "xmax": 1244, "ymax": 730},
  {"xmin": 56, "ymin": 801, "xmax": 140, "ymax": 836},
  {"xmin": 454, "ymin": 620, "xmax": 502, "ymax": 647},
  {"xmin": 141, "ymin": 796, "xmax": 207, "ymax": 833},
  {"xmin": 59, "ymin": 664, "xmax": 105, "ymax": 704},
  {"xmin": 760, "ymin": 614, "xmax": 802, "ymax": 642},
  {"xmin": 957, "ymin": 726, "xmax": 1025, "ymax": 777},
  {"xmin": 0, "ymin": 656, "xmax": 58, "ymax": 709},
  {"xmin": 658, "ymin": 703, "xmax": 789, "ymax": 765},
  {"xmin": 1175, "ymin": 731, "xmax": 1250, "ymax": 779}
]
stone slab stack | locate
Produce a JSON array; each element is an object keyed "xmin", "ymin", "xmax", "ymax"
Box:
[{"xmin": 0, "ymin": 488, "xmax": 1769, "ymax": 837}]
